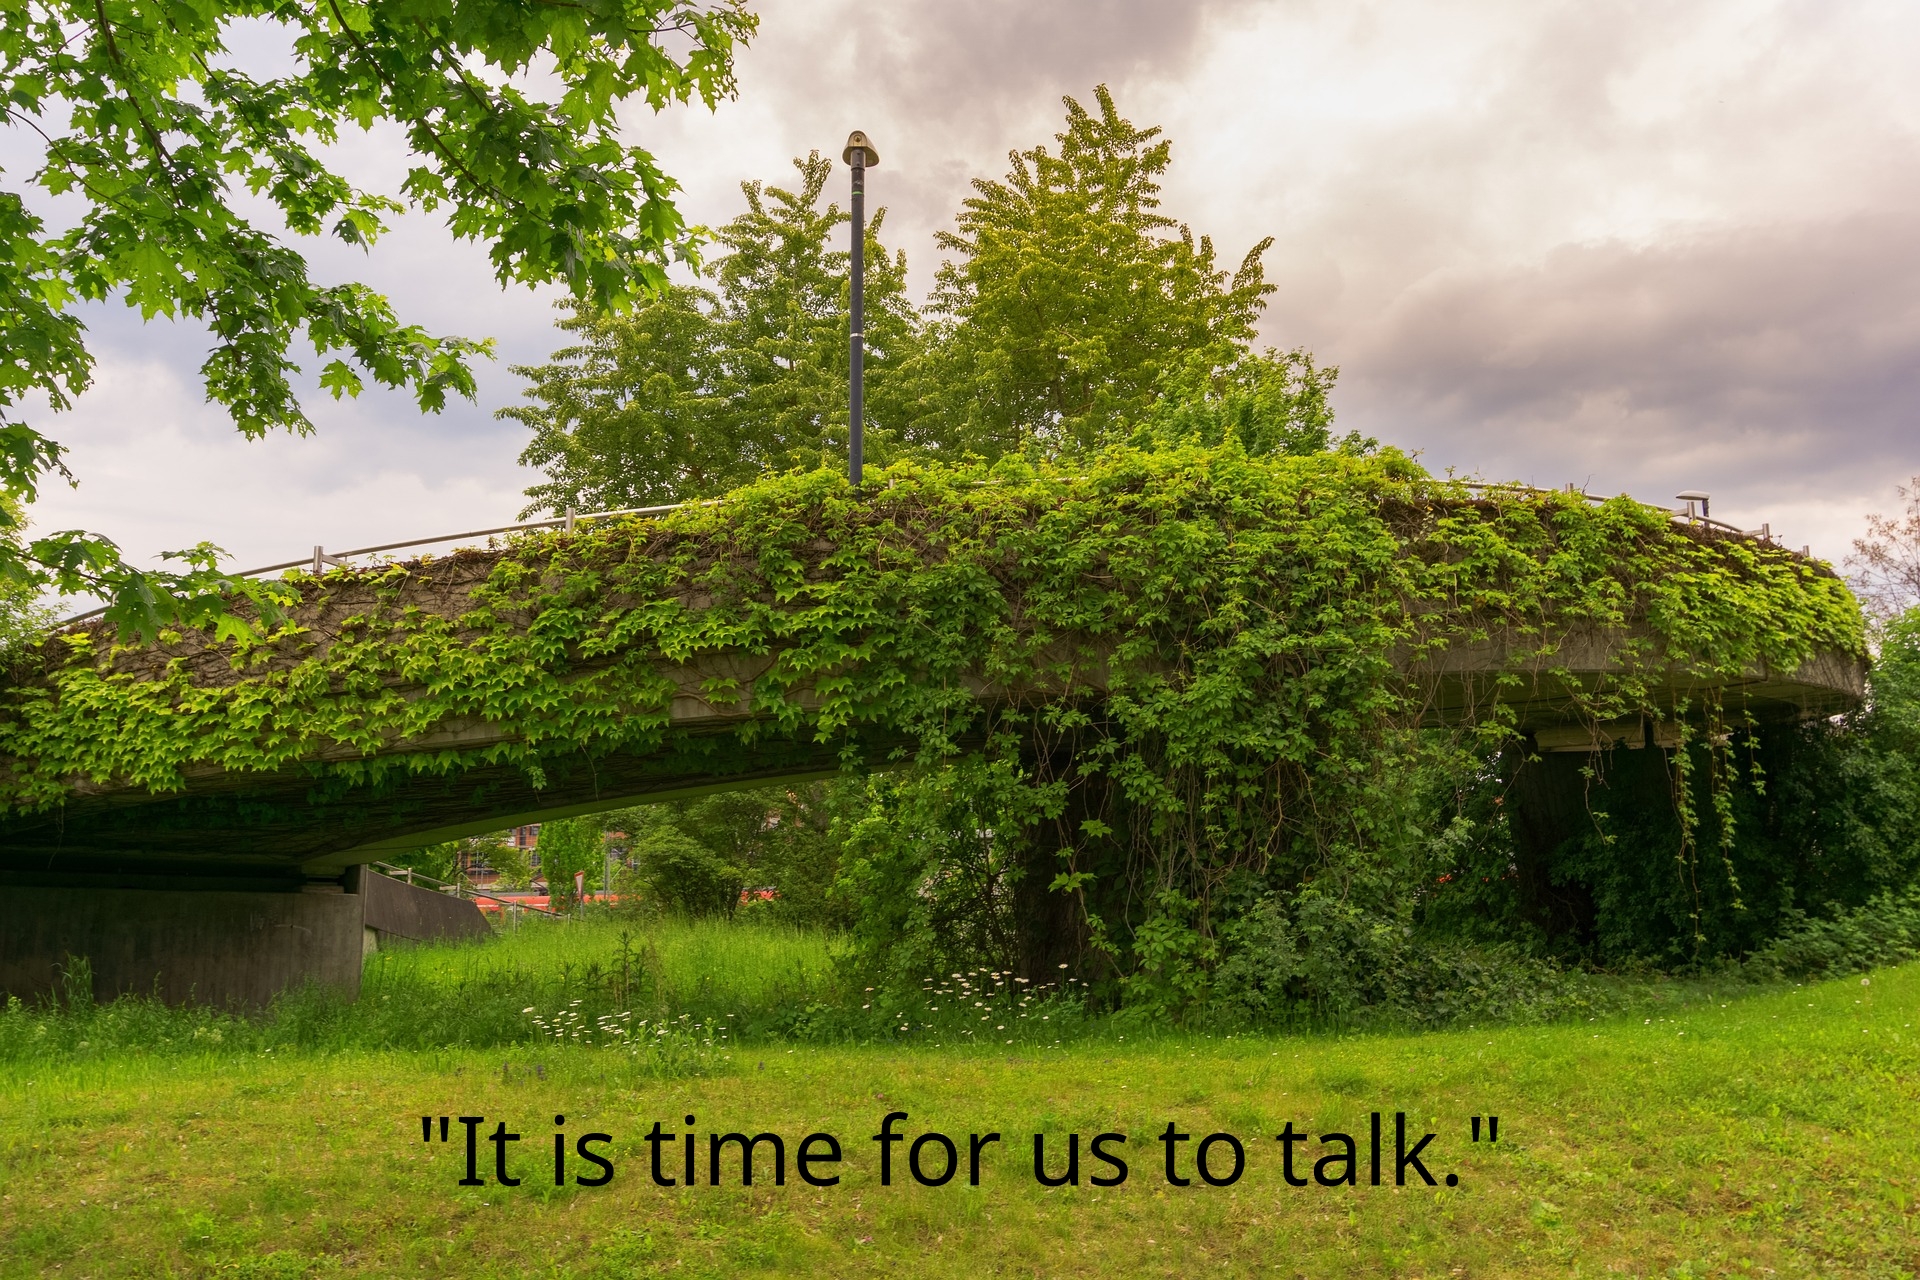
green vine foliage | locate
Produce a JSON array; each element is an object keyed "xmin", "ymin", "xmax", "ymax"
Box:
[
  {"xmin": 0, "ymin": 446, "xmax": 1865, "ymax": 1000},
  {"xmin": 1530, "ymin": 611, "xmax": 1920, "ymax": 969}
]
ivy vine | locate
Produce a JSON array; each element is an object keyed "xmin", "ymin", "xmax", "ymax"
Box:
[{"xmin": 0, "ymin": 446, "xmax": 1864, "ymax": 967}]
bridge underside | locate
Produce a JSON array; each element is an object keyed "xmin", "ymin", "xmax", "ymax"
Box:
[
  {"xmin": 1414, "ymin": 643, "xmax": 1865, "ymax": 732},
  {"xmin": 0, "ymin": 660, "xmax": 1866, "ymax": 1007},
  {"xmin": 0, "ymin": 641, "xmax": 1864, "ymax": 893},
  {"xmin": 0, "ymin": 722, "xmax": 892, "ymax": 891},
  {"xmin": 0, "ymin": 480, "xmax": 1868, "ymax": 1007}
]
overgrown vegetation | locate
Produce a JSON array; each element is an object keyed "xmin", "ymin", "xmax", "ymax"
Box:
[
  {"xmin": 0, "ymin": 442, "xmax": 1875, "ymax": 1025},
  {"xmin": 608, "ymin": 783, "xmax": 847, "ymax": 924},
  {"xmin": 618, "ymin": 589, "xmax": 1910, "ymax": 1012},
  {"xmin": 13, "ymin": 893, "xmax": 1916, "ymax": 1070},
  {"xmin": 0, "ymin": 917, "xmax": 838, "ymax": 1064}
]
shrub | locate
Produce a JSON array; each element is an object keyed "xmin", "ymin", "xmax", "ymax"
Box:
[
  {"xmin": 1744, "ymin": 888, "xmax": 1920, "ymax": 979},
  {"xmin": 535, "ymin": 816, "xmax": 607, "ymax": 908},
  {"xmin": 1206, "ymin": 889, "xmax": 1584, "ymax": 1029},
  {"xmin": 630, "ymin": 814, "xmax": 744, "ymax": 916}
]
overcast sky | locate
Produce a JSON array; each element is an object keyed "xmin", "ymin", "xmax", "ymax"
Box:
[{"xmin": 23, "ymin": 0, "xmax": 1920, "ymax": 597}]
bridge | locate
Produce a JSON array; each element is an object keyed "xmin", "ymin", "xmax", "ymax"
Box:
[{"xmin": 0, "ymin": 462, "xmax": 1868, "ymax": 1005}]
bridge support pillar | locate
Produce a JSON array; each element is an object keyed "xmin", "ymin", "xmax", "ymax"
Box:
[
  {"xmin": 0, "ymin": 883, "xmax": 365, "ymax": 1009},
  {"xmin": 0, "ymin": 869, "xmax": 493, "ymax": 1008}
]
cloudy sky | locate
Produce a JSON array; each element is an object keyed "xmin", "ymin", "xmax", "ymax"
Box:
[{"xmin": 23, "ymin": 0, "xmax": 1920, "ymax": 597}]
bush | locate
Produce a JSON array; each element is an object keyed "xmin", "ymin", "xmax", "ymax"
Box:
[
  {"xmin": 829, "ymin": 760, "xmax": 1032, "ymax": 986},
  {"xmin": 0, "ymin": 917, "xmax": 842, "ymax": 1062},
  {"xmin": 1206, "ymin": 889, "xmax": 1585, "ymax": 1029},
  {"xmin": 535, "ymin": 816, "xmax": 606, "ymax": 908},
  {"xmin": 1744, "ymin": 888, "xmax": 1920, "ymax": 979},
  {"xmin": 630, "ymin": 813, "xmax": 743, "ymax": 916},
  {"xmin": 603, "ymin": 783, "xmax": 851, "ymax": 924}
]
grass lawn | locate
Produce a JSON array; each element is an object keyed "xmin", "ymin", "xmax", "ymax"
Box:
[{"xmin": 1, "ymin": 936, "xmax": 1915, "ymax": 1278}]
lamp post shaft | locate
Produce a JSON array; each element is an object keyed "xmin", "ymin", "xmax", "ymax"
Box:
[{"xmin": 849, "ymin": 155, "xmax": 866, "ymax": 486}]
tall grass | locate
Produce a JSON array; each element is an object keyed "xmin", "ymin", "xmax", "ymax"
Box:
[
  {"xmin": 367, "ymin": 912, "xmax": 841, "ymax": 1022},
  {"xmin": 0, "ymin": 914, "xmax": 844, "ymax": 1063},
  {"xmin": 8, "ymin": 903, "xmax": 1883, "ymax": 1068}
]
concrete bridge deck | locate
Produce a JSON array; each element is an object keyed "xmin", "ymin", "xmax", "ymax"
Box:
[
  {"xmin": 12, "ymin": 656, "xmax": 1861, "ymax": 891},
  {"xmin": 0, "ymin": 477, "xmax": 1867, "ymax": 1004},
  {"xmin": 0, "ymin": 591, "xmax": 1864, "ymax": 889}
]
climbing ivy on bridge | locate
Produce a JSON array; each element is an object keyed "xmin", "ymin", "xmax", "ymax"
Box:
[{"xmin": 0, "ymin": 446, "xmax": 1865, "ymax": 979}]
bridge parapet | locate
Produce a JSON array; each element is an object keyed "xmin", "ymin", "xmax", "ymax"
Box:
[{"xmin": 2, "ymin": 455, "xmax": 1866, "ymax": 888}]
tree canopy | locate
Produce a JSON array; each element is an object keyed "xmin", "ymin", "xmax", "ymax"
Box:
[
  {"xmin": 507, "ymin": 153, "xmax": 919, "ymax": 514},
  {"xmin": 917, "ymin": 85, "xmax": 1282, "ymax": 459},
  {"xmin": 508, "ymin": 86, "xmax": 1346, "ymax": 513},
  {"xmin": 0, "ymin": 0, "xmax": 755, "ymax": 634}
]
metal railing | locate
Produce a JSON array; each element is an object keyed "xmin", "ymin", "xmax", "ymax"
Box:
[
  {"xmin": 54, "ymin": 500, "xmax": 697, "ymax": 628},
  {"xmin": 368, "ymin": 860, "xmax": 566, "ymax": 921},
  {"xmin": 1457, "ymin": 480, "xmax": 1805, "ymax": 550},
  {"xmin": 54, "ymin": 479, "xmax": 1815, "ymax": 631}
]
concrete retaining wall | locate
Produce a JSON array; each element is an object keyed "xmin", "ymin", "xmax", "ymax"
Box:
[
  {"xmin": 360, "ymin": 870, "xmax": 491, "ymax": 945},
  {"xmin": 0, "ymin": 886, "xmax": 364, "ymax": 1008}
]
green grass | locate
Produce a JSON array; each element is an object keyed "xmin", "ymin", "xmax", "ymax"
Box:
[
  {"xmin": 369, "ymin": 913, "xmax": 840, "ymax": 1008},
  {"xmin": 1, "ymin": 924, "xmax": 1915, "ymax": 1277},
  {"xmin": 0, "ymin": 915, "xmax": 848, "ymax": 1061},
  {"xmin": 362, "ymin": 913, "xmax": 844, "ymax": 1031}
]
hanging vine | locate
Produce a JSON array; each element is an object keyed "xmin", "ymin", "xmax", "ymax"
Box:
[{"xmin": 0, "ymin": 446, "xmax": 1865, "ymax": 978}]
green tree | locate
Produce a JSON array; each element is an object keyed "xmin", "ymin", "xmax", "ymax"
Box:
[
  {"xmin": 708, "ymin": 153, "xmax": 921, "ymax": 481},
  {"xmin": 487, "ymin": 840, "xmax": 535, "ymax": 892},
  {"xmin": 0, "ymin": 498, "xmax": 52, "ymax": 657},
  {"xmin": 628, "ymin": 812, "xmax": 744, "ymax": 916},
  {"xmin": 508, "ymin": 152, "xmax": 920, "ymax": 513},
  {"xmin": 598, "ymin": 783, "xmax": 847, "ymax": 921},
  {"xmin": 511, "ymin": 285, "xmax": 734, "ymax": 515},
  {"xmin": 0, "ymin": 0, "xmax": 755, "ymax": 636},
  {"xmin": 1129, "ymin": 348, "xmax": 1364, "ymax": 459},
  {"xmin": 672, "ymin": 783, "xmax": 848, "ymax": 924},
  {"xmin": 534, "ymin": 816, "xmax": 605, "ymax": 909},
  {"xmin": 914, "ymin": 85, "xmax": 1318, "ymax": 461}
]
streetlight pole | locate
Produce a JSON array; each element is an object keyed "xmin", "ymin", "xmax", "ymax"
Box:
[{"xmin": 843, "ymin": 130, "xmax": 878, "ymax": 486}]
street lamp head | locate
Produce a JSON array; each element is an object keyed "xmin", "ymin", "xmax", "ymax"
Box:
[
  {"xmin": 1675, "ymin": 490, "xmax": 1711, "ymax": 519},
  {"xmin": 843, "ymin": 130, "xmax": 879, "ymax": 167}
]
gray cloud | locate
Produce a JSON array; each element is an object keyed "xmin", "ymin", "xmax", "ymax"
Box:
[
  {"xmin": 635, "ymin": 0, "xmax": 1267, "ymax": 294},
  {"xmin": 1319, "ymin": 214, "xmax": 1920, "ymax": 541},
  {"xmin": 19, "ymin": 0, "xmax": 1920, "ymax": 578},
  {"xmin": 1349, "ymin": 214, "xmax": 1920, "ymax": 459},
  {"xmin": 846, "ymin": 0, "xmax": 1254, "ymax": 134},
  {"xmin": 1150, "ymin": 0, "xmax": 1920, "ymax": 550}
]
